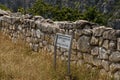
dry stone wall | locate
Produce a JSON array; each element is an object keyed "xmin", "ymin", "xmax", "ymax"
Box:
[{"xmin": 0, "ymin": 13, "xmax": 120, "ymax": 79}]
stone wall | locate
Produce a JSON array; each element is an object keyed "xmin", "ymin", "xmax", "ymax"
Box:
[{"xmin": 0, "ymin": 13, "xmax": 120, "ymax": 79}]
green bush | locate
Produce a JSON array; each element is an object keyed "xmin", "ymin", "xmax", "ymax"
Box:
[
  {"xmin": 82, "ymin": 7, "xmax": 108, "ymax": 25},
  {"xmin": 28, "ymin": 0, "xmax": 82, "ymax": 21},
  {"xmin": 28, "ymin": 0, "xmax": 108, "ymax": 25}
]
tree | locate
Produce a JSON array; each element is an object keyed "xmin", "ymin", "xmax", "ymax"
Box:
[{"xmin": 82, "ymin": 7, "xmax": 107, "ymax": 25}]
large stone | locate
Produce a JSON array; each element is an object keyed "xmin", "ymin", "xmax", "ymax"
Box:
[
  {"xmin": 90, "ymin": 36, "xmax": 99, "ymax": 45},
  {"xmin": 93, "ymin": 26, "xmax": 106, "ymax": 37},
  {"xmin": 103, "ymin": 30, "xmax": 117, "ymax": 40},
  {"xmin": 39, "ymin": 42, "xmax": 43, "ymax": 48},
  {"xmin": 114, "ymin": 71, "xmax": 120, "ymax": 80},
  {"xmin": 42, "ymin": 41, "xmax": 47, "ymax": 46},
  {"xmin": 77, "ymin": 35, "xmax": 91, "ymax": 53},
  {"xmin": 31, "ymin": 29, "xmax": 36, "ymax": 37},
  {"xmin": 36, "ymin": 29, "xmax": 41, "ymax": 38},
  {"xmin": 46, "ymin": 25, "xmax": 53, "ymax": 34},
  {"xmin": 102, "ymin": 40, "xmax": 109, "ymax": 49},
  {"xmin": 101, "ymin": 60, "xmax": 110, "ymax": 71},
  {"xmin": 74, "ymin": 30, "xmax": 82, "ymax": 40},
  {"xmin": 26, "ymin": 37, "xmax": 31, "ymax": 43},
  {"xmin": 33, "ymin": 44, "xmax": 39, "ymax": 52},
  {"xmin": 98, "ymin": 47, "xmax": 108, "ymax": 60},
  {"xmin": 74, "ymin": 20, "xmax": 95, "ymax": 29},
  {"xmin": 52, "ymin": 27, "xmax": 59, "ymax": 34},
  {"xmin": 99, "ymin": 37, "xmax": 104, "ymax": 46},
  {"xmin": 91, "ymin": 47, "xmax": 99, "ymax": 56},
  {"xmin": 82, "ymin": 29, "xmax": 92, "ymax": 36},
  {"xmin": 110, "ymin": 63, "xmax": 120, "ymax": 73},
  {"xmin": 92, "ymin": 57, "xmax": 102, "ymax": 67},
  {"xmin": 109, "ymin": 51, "xmax": 120, "ymax": 62},
  {"xmin": 109, "ymin": 40, "xmax": 116, "ymax": 50},
  {"xmin": 72, "ymin": 39, "xmax": 77, "ymax": 50}
]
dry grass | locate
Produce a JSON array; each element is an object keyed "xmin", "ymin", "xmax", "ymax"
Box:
[{"xmin": 0, "ymin": 32, "xmax": 113, "ymax": 80}]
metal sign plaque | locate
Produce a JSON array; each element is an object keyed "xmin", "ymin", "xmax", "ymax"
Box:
[
  {"xmin": 54, "ymin": 33, "xmax": 73, "ymax": 79},
  {"xmin": 56, "ymin": 33, "xmax": 72, "ymax": 49}
]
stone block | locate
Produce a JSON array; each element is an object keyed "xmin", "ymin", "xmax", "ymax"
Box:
[
  {"xmin": 98, "ymin": 47, "xmax": 108, "ymax": 60},
  {"xmin": 82, "ymin": 29, "xmax": 92, "ymax": 36},
  {"xmin": 91, "ymin": 47, "xmax": 99, "ymax": 56},
  {"xmin": 93, "ymin": 26, "xmax": 105, "ymax": 37},
  {"xmin": 114, "ymin": 71, "xmax": 120, "ymax": 80},
  {"xmin": 72, "ymin": 39, "xmax": 77, "ymax": 50},
  {"xmin": 101, "ymin": 60, "xmax": 110, "ymax": 71},
  {"xmin": 42, "ymin": 41, "xmax": 47, "ymax": 46},
  {"xmin": 77, "ymin": 35, "xmax": 91, "ymax": 53},
  {"xmin": 36, "ymin": 29, "xmax": 41, "ymax": 38},
  {"xmin": 102, "ymin": 40, "xmax": 109, "ymax": 49},
  {"xmin": 74, "ymin": 30, "xmax": 82, "ymax": 40},
  {"xmin": 26, "ymin": 37, "xmax": 31, "ymax": 43},
  {"xmin": 109, "ymin": 51, "xmax": 120, "ymax": 62},
  {"xmin": 39, "ymin": 42, "xmax": 43, "ymax": 48},
  {"xmin": 90, "ymin": 36, "xmax": 99, "ymax": 46},
  {"xmin": 103, "ymin": 30, "xmax": 116, "ymax": 40},
  {"xmin": 99, "ymin": 37, "xmax": 104, "ymax": 46},
  {"xmin": 110, "ymin": 63, "xmax": 120, "ymax": 73},
  {"xmin": 109, "ymin": 40, "xmax": 116, "ymax": 50},
  {"xmin": 46, "ymin": 26, "xmax": 53, "ymax": 34},
  {"xmin": 92, "ymin": 57, "xmax": 102, "ymax": 68},
  {"xmin": 33, "ymin": 44, "xmax": 39, "ymax": 52}
]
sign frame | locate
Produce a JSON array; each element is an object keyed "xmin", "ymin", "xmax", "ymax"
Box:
[{"xmin": 54, "ymin": 33, "xmax": 73, "ymax": 77}]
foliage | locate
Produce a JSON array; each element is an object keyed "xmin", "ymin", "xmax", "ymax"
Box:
[
  {"xmin": 0, "ymin": 3, "xmax": 9, "ymax": 11},
  {"xmin": 18, "ymin": 7, "xmax": 25, "ymax": 14},
  {"xmin": 28, "ymin": 0, "xmax": 108, "ymax": 25},
  {"xmin": 82, "ymin": 7, "xmax": 108, "ymax": 25},
  {"xmin": 28, "ymin": 0, "xmax": 82, "ymax": 21}
]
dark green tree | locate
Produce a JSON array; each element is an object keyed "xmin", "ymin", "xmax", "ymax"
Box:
[{"xmin": 82, "ymin": 7, "xmax": 108, "ymax": 25}]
